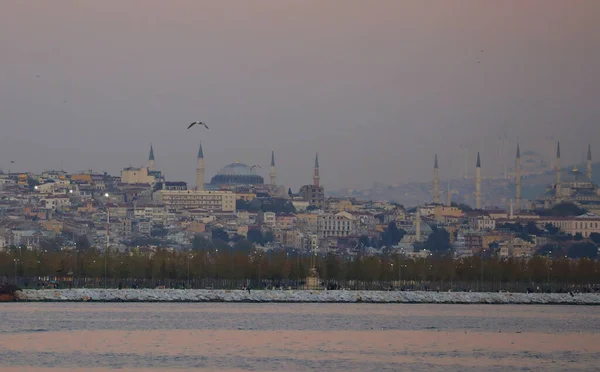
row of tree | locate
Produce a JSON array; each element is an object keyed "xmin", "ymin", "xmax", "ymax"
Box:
[{"xmin": 1, "ymin": 246, "xmax": 599, "ymax": 285}]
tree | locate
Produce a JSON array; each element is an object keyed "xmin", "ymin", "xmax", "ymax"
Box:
[
  {"xmin": 589, "ymin": 232, "xmax": 600, "ymax": 245},
  {"xmin": 247, "ymin": 229, "xmax": 264, "ymax": 245},
  {"xmin": 525, "ymin": 221, "xmax": 542, "ymax": 236},
  {"xmin": 423, "ymin": 228, "xmax": 452, "ymax": 253},
  {"xmin": 75, "ymin": 235, "xmax": 91, "ymax": 251},
  {"xmin": 451, "ymin": 202, "xmax": 473, "ymax": 212},
  {"xmin": 264, "ymin": 231, "xmax": 275, "ymax": 244},
  {"xmin": 568, "ymin": 242, "xmax": 598, "ymax": 259},
  {"xmin": 380, "ymin": 222, "xmax": 406, "ymax": 247},
  {"xmin": 151, "ymin": 225, "xmax": 168, "ymax": 237},
  {"xmin": 545, "ymin": 223, "xmax": 560, "ymax": 236},
  {"xmin": 574, "ymin": 232, "xmax": 584, "ymax": 241},
  {"xmin": 192, "ymin": 235, "xmax": 211, "ymax": 250},
  {"xmin": 211, "ymin": 228, "xmax": 229, "ymax": 242}
]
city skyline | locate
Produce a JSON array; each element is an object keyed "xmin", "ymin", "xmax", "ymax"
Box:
[{"xmin": 1, "ymin": 0, "xmax": 600, "ymax": 189}]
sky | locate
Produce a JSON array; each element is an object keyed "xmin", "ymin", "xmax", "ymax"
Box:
[{"xmin": 1, "ymin": 0, "xmax": 599, "ymax": 190}]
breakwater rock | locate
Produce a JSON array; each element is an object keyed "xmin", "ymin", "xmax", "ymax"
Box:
[{"xmin": 13, "ymin": 289, "xmax": 600, "ymax": 305}]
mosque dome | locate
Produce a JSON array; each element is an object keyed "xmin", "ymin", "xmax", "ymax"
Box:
[{"xmin": 210, "ymin": 161, "xmax": 264, "ymax": 186}]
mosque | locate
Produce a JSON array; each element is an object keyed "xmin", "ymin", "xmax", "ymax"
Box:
[
  {"xmin": 430, "ymin": 142, "xmax": 600, "ymax": 214},
  {"xmin": 532, "ymin": 143, "xmax": 600, "ymax": 213},
  {"xmin": 209, "ymin": 162, "xmax": 264, "ymax": 187}
]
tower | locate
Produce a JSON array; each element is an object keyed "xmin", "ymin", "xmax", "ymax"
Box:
[
  {"xmin": 446, "ymin": 183, "xmax": 451, "ymax": 207},
  {"xmin": 270, "ymin": 150, "xmax": 277, "ymax": 185},
  {"xmin": 587, "ymin": 144, "xmax": 592, "ymax": 180},
  {"xmin": 433, "ymin": 154, "xmax": 440, "ymax": 204},
  {"xmin": 415, "ymin": 209, "xmax": 421, "ymax": 241},
  {"xmin": 147, "ymin": 144, "xmax": 155, "ymax": 170},
  {"xmin": 515, "ymin": 143, "xmax": 521, "ymax": 211},
  {"xmin": 196, "ymin": 142, "xmax": 205, "ymax": 191},
  {"xmin": 475, "ymin": 152, "xmax": 482, "ymax": 210},
  {"xmin": 313, "ymin": 153, "xmax": 320, "ymax": 187},
  {"xmin": 555, "ymin": 142, "xmax": 561, "ymax": 197}
]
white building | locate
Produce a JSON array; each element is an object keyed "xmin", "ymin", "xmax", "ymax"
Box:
[
  {"xmin": 153, "ymin": 189, "xmax": 236, "ymax": 212},
  {"xmin": 317, "ymin": 212, "xmax": 354, "ymax": 240}
]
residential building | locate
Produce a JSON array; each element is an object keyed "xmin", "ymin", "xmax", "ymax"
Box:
[{"xmin": 153, "ymin": 189, "xmax": 236, "ymax": 212}]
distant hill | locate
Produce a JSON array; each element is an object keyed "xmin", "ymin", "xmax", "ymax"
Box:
[{"xmin": 329, "ymin": 162, "xmax": 600, "ymax": 208}]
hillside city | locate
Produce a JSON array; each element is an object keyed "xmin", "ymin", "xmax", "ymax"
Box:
[{"xmin": 1, "ymin": 140, "xmax": 599, "ymax": 271}]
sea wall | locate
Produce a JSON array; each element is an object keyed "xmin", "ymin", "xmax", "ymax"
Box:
[{"xmin": 13, "ymin": 289, "xmax": 600, "ymax": 305}]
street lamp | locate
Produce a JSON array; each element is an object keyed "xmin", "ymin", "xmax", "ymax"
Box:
[
  {"xmin": 13, "ymin": 258, "xmax": 19, "ymax": 284},
  {"xmin": 547, "ymin": 250, "xmax": 552, "ymax": 287},
  {"xmin": 187, "ymin": 253, "xmax": 194, "ymax": 288},
  {"xmin": 104, "ymin": 193, "xmax": 110, "ymax": 289}
]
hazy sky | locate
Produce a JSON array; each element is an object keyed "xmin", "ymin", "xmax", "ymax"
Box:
[{"xmin": 1, "ymin": 0, "xmax": 599, "ymax": 190}]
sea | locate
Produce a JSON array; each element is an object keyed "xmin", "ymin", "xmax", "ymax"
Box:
[{"xmin": 0, "ymin": 303, "xmax": 599, "ymax": 371}]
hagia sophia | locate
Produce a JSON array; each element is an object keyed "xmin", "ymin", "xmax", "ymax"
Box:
[{"xmin": 120, "ymin": 143, "xmax": 325, "ymax": 212}]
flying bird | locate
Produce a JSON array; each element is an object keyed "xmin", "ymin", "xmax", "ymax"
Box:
[
  {"xmin": 188, "ymin": 121, "xmax": 209, "ymax": 129},
  {"xmin": 250, "ymin": 165, "xmax": 261, "ymax": 170},
  {"xmin": 10, "ymin": 161, "xmax": 15, "ymax": 164}
]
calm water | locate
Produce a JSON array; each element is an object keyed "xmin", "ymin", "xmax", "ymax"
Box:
[{"xmin": 0, "ymin": 303, "xmax": 599, "ymax": 371}]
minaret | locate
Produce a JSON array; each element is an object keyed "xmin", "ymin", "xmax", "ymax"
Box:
[
  {"xmin": 475, "ymin": 152, "xmax": 482, "ymax": 210},
  {"xmin": 509, "ymin": 199, "xmax": 514, "ymax": 219},
  {"xmin": 555, "ymin": 142, "xmax": 561, "ymax": 197},
  {"xmin": 515, "ymin": 143, "xmax": 521, "ymax": 211},
  {"xmin": 196, "ymin": 142, "xmax": 205, "ymax": 191},
  {"xmin": 270, "ymin": 150, "xmax": 277, "ymax": 185},
  {"xmin": 313, "ymin": 153, "xmax": 320, "ymax": 187},
  {"xmin": 446, "ymin": 183, "xmax": 451, "ymax": 206},
  {"xmin": 147, "ymin": 144, "xmax": 155, "ymax": 170},
  {"xmin": 415, "ymin": 209, "xmax": 421, "ymax": 241},
  {"xmin": 587, "ymin": 144, "xmax": 592, "ymax": 180},
  {"xmin": 433, "ymin": 154, "xmax": 440, "ymax": 204}
]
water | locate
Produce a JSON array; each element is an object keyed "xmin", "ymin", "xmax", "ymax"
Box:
[{"xmin": 0, "ymin": 303, "xmax": 599, "ymax": 371}]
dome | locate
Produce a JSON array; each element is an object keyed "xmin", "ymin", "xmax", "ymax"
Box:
[{"xmin": 210, "ymin": 161, "xmax": 264, "ymax": 185}]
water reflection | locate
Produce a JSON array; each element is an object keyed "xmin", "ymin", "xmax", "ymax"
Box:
[{"xmin": 0, "ymin": 303, "xmax": 598, "ymax": 371}]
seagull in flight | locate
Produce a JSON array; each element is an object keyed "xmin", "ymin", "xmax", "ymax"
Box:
[
  {"xmin": 10, "ymin": 161, "xmax": 15, "ymax": 164},
  {"xmin": 250, "ymin": 165, "xmax": 261, "ymax": 170},
  {"xmin": 188, "ymin": 121, "xmax": 209, "ymax": 129}
]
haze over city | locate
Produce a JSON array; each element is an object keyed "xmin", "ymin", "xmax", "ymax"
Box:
[{"xmin": 1, "ymin": 0, "xmax": 599, "ymax": 190}]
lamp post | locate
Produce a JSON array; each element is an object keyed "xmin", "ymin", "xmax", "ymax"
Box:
[
  {"xmin": 13, "ymin": 258, "xmax": 19, "ymax": 284},
  {"xmin": 104, "ymin": 193, "xmax": 110, "ymax": 289},
  {"xmin": 187, "ymin": 253, "xmax": 194, "ymax": 288},
  {"xmin": 547, "ymin": 251, "xmax": 552, "ymax": 287}
]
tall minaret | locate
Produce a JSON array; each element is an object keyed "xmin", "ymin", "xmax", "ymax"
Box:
[
  {"xmin": 313, "ymin": 152, "xmax": 320, "ymax": 187},
  {"xmin": 446, "ymin": 183, "xmax": 452, "ymax": 206},
  {"xmin": 147, "ymin": 144, "xmax": 156, "ymax": 170},
  {"xmin": 475, "ymin": 152, "xmax": 482, "ymax": 210},
  {"xmin": 555, "ymin": 142, "xmax": 561, "ymax": 197},
  {"xmin": 515, "ymin": 143, "xmax": 521, "ymax": 211},
  {"xmin": 587, "ymin": 144, "xmax": 592, "ymax": 180},
  {"xmin": 415, "ymin": 209, "xmax": 421, "ymax": 241},
  {"xmin": 270, "ymin": 150, "xmax": 277, "ymax": 185},
  {"xmin": 433, "ymin": 154, "xmax": 440, "ymax": 204},
  {"xmin": 196, "ymin": 142, "xmax": 205, "ymax": 191}
]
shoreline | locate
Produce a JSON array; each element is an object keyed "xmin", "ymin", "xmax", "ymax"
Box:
[{"xmin": 10, "ymin": 289, "xmax": 600, "ymax": 305}]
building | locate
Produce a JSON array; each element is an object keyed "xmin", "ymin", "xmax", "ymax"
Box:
[
  {"xmin": 535, "ymin": 213, "xmax": 600, "ymax": 238},
  {"xmin": 153, "ymin": 189, "xmax": 236, "ymax": 212},
  {"xmin": 299, "ymin": 185, "xmax": 325, "ymax": 208},
  {"xmin": 121, "ymin": 145, "xmax": 164, "ymax": 185},
  {"xmin": 534, "ymin": 143, "xmax": 600, "ymax": 213},
  {"xmin": 317, "ymin": 212, "xmax": 354, "ymax": 240},
  {"xmin": 299, "ymin": 153, "xmax": 325, "ymax": 208}
]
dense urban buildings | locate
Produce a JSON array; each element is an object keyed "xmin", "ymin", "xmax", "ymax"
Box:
[{"xmin": 0, "ymin": 142, "xmax": 599, "ymax": 264}]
